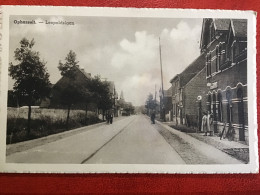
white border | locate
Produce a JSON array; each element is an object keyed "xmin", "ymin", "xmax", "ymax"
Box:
[{"xmin": 0, "ymin": 6, "xmax": 258, "ymax": 174}]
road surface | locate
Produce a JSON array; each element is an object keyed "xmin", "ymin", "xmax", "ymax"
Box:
[{"xmin": 6, "ymin": 115, "xmax": 242, "ymax": 164}]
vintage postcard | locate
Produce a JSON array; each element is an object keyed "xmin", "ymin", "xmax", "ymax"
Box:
[{"xmin": 0, "ymin": 6, "xmax": 258, "ymax": 173}]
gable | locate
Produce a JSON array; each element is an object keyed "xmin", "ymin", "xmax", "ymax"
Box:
[
  {"xmin": 200, "ymin": 18, "xmax": 213, "ymax": 51},
  {"xmin": 200, "ymin": 18, "xmax": 230, "ymax": 52},
  {"xmin": 232, "ymin": 19, "xmax": 247, "ymax": 38}
]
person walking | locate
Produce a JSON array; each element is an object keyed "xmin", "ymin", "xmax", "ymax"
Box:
[
  {"xmin": 106, "ymin": 112, "xmax": 110, "ymax": 124},
  {"xmin": 110, "ymin": 112, "xmax": 113, "ymax": 124},
  {"xmin": 151, "ymin": 111, "xmax": 155, "ymax": 124}
]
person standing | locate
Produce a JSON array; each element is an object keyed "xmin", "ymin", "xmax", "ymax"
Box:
[
  {"xmin": 110, "ymin": 112, "xmax": 113, "ymax": 124},
  {"xmin": 204, "ymin": 111, "xmax": 212, "ymax": 136},
  {"xmin": 201, "ymin": 112, "xmax": 207, "ymax": 133},
  {"xmin": 106, "ymin": 112, "xmax": 110, "ymax": 124},
  {"xmin": 151, "ymin": 111, "xmax": 155, "ymax": 124}
]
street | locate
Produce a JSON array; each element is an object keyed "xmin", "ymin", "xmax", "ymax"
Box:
[{"xmin": 6, "ymin": 115, "xmax": 242, "ymax": 164}]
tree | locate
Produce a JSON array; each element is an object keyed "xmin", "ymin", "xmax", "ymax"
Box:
[
  {"xmin": 9, "ymin": 38, "xmax": 51, "ymax": 136},
  {"xmin": 58, "ymin": 50, "xmax": 79, "ymax": 79},
  {"xmin": 82, "ymin": 81, "xmax": 94, "ymax": 124},
  {"xmin": 57, "ymin": 50, "xmax": 86, "ymax": 128},
  {"xmin": 89, "ymin": 76, "xmax": 113, "ymax": 120},
  {"xmin": 124, "ymin": 102, "xmax": 135, "ymax": 115},
  {"xmin": 145, "ymin": 93, "xmax": 156, "ymax": 115}
]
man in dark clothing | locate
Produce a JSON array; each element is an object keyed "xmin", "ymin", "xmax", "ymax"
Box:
[
  {"xmin": 110, "ymin": 113, "xmax": 113, "ymax": 124},
  {"xmin": 151, "ymin": 111, "xmax": 155, "ymax": 124},
  {"xmin": 106, "ymin": 112, "xmax": 110, "ymax": 124}
]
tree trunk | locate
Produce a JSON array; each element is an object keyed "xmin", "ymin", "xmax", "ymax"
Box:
[
  {"xmin": 102, "ymin": 109, "xmax": 105, "ymax": 121},
  {"xmin": 27, "ymin": 104, "xmax": 32, "ymax": 137},
  {"xmin": 66, "ymin": 104, "xmax": 71, "ymax": 129}
]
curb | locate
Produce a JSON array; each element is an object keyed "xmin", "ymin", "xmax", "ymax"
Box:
[
  {"xmin": 156, "ymin": 119, "xmax": 248, "ymax": 163},
  {"xmin": 6, "ymin": 121, "xmax": 106, "ymax": 156}
]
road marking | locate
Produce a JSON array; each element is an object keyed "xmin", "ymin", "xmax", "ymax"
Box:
[{"xmin": 81, "ymin": 116, "xmax": 136, "ymax": 164}]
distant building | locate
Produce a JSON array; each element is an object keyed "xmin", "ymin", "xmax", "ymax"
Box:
[
  {"xmin": 200, "ymin": 19, "xmax": 248, "ymax": 143},
  {"xmin": 117, "ymin": 91, "xmax": 134, "ymax": 116},
  {"xmin": 106, "ymin": 81, "xmax": 119, "ymax": 117},
  {"xmin": 160, "ymin": 87, "xmax": 173, "ymax": 121}
]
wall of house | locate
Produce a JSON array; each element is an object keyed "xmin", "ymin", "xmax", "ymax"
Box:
[
  {"xmin": 183, "ymin": 67, "xmax": 208, "ymax": 128},
  {"xmin": 206, "ymin": 46, "xmax": 248, "ymax": 144}
]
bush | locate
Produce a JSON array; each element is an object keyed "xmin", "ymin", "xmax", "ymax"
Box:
[{"xmin": 6, "ymin": 108, "xmax": 102, "ymax": 144}]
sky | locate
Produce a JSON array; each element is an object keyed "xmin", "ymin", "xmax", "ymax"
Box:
[{"xmin": 9, "ymin": 16, "xmax": 202, "ymax": 106}]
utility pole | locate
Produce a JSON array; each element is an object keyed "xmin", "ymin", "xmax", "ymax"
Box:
[
  {"xmin": 155, "ymin": 84, "xmax": 157, "ymax": 102},
  {"xmin": 159, "ymin": 37, "xmax": 166, "ymax": 122},
  {"xmin": 155, "ymin": 84, "xmax": 157, "ymax": 113}
]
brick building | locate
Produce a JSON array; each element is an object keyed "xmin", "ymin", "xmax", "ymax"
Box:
[
  {"xmin": 160, "ymin": 87, "xmax": 173, "ymax": 121},
  {"xmin": 200, "ymin": 19, "xmax": 248, "ymax": 143},
  {"xmin": 170, "ymin": 53, "xmax": 206, "ymax": 126}
]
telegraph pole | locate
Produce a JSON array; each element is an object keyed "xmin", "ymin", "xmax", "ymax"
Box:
[
  {"xmin": 159, "ymin": 37, "xmax": 166, "ymax": 122},
  {"xmin": 155, "ymin": 84, "xmax": 157, "ymax": 102}
]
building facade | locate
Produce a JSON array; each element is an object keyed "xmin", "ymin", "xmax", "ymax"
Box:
[
  {"xmin": 200, "ymin": 19, "xmax": 248, "ymax": 143},
  {"xmin": 170, "ymin": 53, "xmax": 206, "ymax": 126}
]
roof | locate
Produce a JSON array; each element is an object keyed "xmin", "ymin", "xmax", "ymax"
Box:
[
  {"xmin": 169, "ymin": 53, "xmax": 206, "ymax": 87},
  {"xmin": 200, "ymin": 19, "xmax": 230, "ymax": 50},
  {"xmin": 53, "ymin": 65, "xmax": 91, "ymax": 89},
  {"xmin": 213, "ymin": 19, "xmax": 230, "ymax": 31},
  {"xmin": 76, "ymin": 66, "xmax": 91, "ymax": 79},
  {"xmin": 231, "ymin": 19, "xmax": 247, "ymax": 38},
  {"xmin": 170, "ymin": 74, "xmax": 180, "ymax": 83},
  {"xmin": 179, "ymin": 52, "xmax": 206, "ymax": 87}
]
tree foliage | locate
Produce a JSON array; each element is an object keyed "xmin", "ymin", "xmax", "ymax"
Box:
[
  {"xmin": 58, "ymin": 50, "xmax": 79, "ymax": 78},
  {"xmin": 89, "ymin": 76, "xmax": 113, "ymax": 113},
  {"xmin": 145, "ymin": 93, "xmax": 156, "ymax": 112},
  {"xmin": 9, "ymin": 38, "xmax": 51, "ymax": 103},
  {"xmin": 57, "ymin": 50, "xmax": 87, "ymax": 127},
  {"xmin": 9, "ymin": 38, "xmax": 51, "ymax": 135}
]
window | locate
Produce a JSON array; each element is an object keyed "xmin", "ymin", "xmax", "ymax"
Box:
[
  {"xmin": 220, "ymin": 43, "xmax": 226, "ymax": 64},
  {"xmin": 206, "ymin": 55, "xmax": 209, "ymax": 76},
  {"xmin": 206, "ymin": 53, "xmax": 212, "ymax": 77},
  {"xmin": 237, "ymin": 87, "xmax": 245, "ymax": 141},
  {"xmin": 207, "ymin": 94, "xmax": 211, "ymax": 112},
  {"xmin": 232, "ymin": 41, "xmax": 239, "ymax": 63},
  {"xmin": 217, "ymin": 92, "xmax": 223, "ymax": 122},
  {"xmin": 216, "ymin": 46, "xmax": 219, "ymax": 72},
  {"xmin": 226, "ymin": 90, "xmax": 232, "ymax": 123},
  {"xmin": 213, "ymin": 93, "xmax": 217, "ymax": 121},
  {"xmin": 208, "ymin": 53, "xmax": 211, "ymax": 76}
]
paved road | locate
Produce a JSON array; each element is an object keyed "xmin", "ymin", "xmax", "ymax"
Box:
[
  {"xmin": 6, "ymin": 115, "xmax": 184, "ymax": 164},
  {"xmin": 6, "ymin": 115, "xmax": 242, "ymax": 164}
]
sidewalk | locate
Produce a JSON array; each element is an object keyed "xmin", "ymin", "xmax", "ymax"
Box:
[
  {"xmin": 6, "ymin": 116, "xmax": 125, "ymax": 156},
  {"xmin": 160, "ymin": 121, "xmax": 249, "ymax": 163}
]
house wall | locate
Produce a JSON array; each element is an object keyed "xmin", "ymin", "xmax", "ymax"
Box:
[
  {"xmin": 206, "ymin": 57, "xmax": 248, "ymax": 143},
  {"xmin": 171, "ymin": 77, "xmax": 183, "ymax": 124},
  {"xmin": 183, "ymin": 67, "xmax": 208, "ymax": 128},
  {"xmin": 205, "ymin": 26, "xmax": 248, "ymax": 144}
]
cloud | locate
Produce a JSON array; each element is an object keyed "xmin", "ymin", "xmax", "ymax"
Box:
[
  {"xmin": 111, "ymin": 31, "xmax": 158, "ymax": 69},
  {"xmin": 110, "ymin": 21, "xmax": 201, "ymax": 106},
  {"xmin": 9, "ymin": 17, "xmax": 202, "ymax": 107}
]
